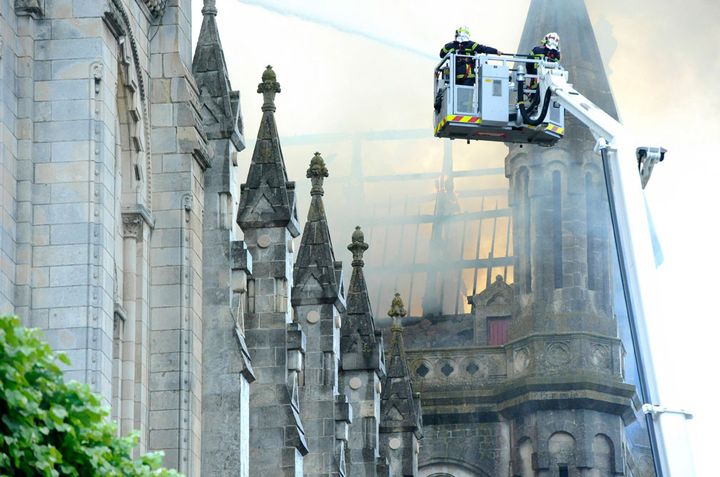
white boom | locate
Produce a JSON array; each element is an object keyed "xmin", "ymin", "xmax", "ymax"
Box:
[{"xmin": 533, "ymin": 60, "xmax": 694, "ymax": 477}]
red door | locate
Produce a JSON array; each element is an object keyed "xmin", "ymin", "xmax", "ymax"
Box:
[{"xmin": 487, "ymin": 317, "xmax": 510, "ymax": 345}]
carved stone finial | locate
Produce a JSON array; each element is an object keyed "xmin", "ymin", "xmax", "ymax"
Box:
[
  {"xmin": 388, "ymin": 292, "xmax": 407, "ymax": 330},
  {"xmin": 202, "ymin": 0, "xmax": 217, "ymax": 15},
  {"xmin": 347, "ymin": 226, "xmax": 369, "ymax": 267},
  {"xmin": 258, "ymin": 66, "xmax": 281, "ymax": 112},
  {"xmin": 306, "ymin": 152, "xmax": 328, "ymax": 196}
]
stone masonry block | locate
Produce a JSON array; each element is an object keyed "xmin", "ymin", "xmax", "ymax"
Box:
[
  {"xmin": 34, "ymin": 80, "xmax": 89, "ymax": 101},
  {"xmin": 32, "ymin": 244, "xmax": 88, "ymax": 267},
  {"xmin": 50, "ymin": 223, "xmax": 89, "ymax": 245},
  {"xmin": 34, "ymin": 203, "xmax": 88, "ymax": 225},
  {"xmin": 35, "ymin": 162, "xmax": 89, "ymax": 183}
]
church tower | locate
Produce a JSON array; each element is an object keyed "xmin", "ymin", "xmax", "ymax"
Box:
[{"xmin": 503, "ymin": 0, "xmax": 641, "ymax": 475}]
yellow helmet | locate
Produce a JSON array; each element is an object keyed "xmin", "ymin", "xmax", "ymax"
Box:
[{"xmin": 455, "ymin": 26, "xmax": 471, "ymax": 42}]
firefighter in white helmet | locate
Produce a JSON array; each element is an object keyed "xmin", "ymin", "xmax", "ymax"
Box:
[{"xmin": 527, "ymin": 32, "xmax": 561, "ymax": 91}]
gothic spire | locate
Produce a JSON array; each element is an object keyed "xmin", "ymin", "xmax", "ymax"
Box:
[
  {"xmin": 291, "ymin": 153, "xmax": 344, "ymax": 307},
  {"xmin": 345, "ymin": 226, "xmax": 373, "ymax": 320},
  {"xmin": 341, "ymin": 226, "xmax": 384, "ymax": 371},
  {"xmin": 237, "ymin": 66, "xmax": 300, "ymax": 236},
  {"xmin": 192, "ymin": 0, "xmax": 243, "ymax": 148},
  {"xmin": 380, "ymin": 293, "xmax": 422, "ymax": 436}
]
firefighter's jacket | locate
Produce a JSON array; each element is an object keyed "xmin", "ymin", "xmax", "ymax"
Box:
[
  {"xmin": 527, "ymin": 46, "xmax": 561, "ymax": 77},
  {"xmin": 439, "ymin": 40, "xmax": 500, "ymax": 80}
]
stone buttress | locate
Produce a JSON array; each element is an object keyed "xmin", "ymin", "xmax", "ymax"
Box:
[
  {"xmin": 193, "ymin": 1, "xmax": 255, "ymax": 476},
  {"xmin": 291, "ymin": 152, "xmax": 352, "ymax": 476},
  {"xmin": 379, "ymin": 294, "xmax": 423, "ymax": 477},
  {"xmin": 340, "ymin": 226, "xmax": 388, "ymax": 477},
  {"xmin": 237, "ymin": 66, "xmax": 307, "ymax": 476}
]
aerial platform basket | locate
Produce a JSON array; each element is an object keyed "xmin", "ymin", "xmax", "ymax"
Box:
[{"xmin": 433, "ymin": 53, "xmax": 564, "ymax": 146}]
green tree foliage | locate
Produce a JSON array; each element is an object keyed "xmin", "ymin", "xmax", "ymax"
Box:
[{"xmin": 0, "ymin": 316, "xmax": 181, "ymax": 476}]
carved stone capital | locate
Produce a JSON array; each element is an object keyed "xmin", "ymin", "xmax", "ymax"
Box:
[{"xmin": 122, "ymin": 213, "xmax": 143, "ymax": 239}]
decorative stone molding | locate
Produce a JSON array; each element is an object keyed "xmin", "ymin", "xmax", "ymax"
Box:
[
  {"xmin": 105, "ymin": 0, "xmax": 153, "ymax": 204},
  {"xmin": 143, "ymin": 0, "xmax": 167, "ymax": 17},
  {"xmin": 15, "ymin": 0, "xmax": 43, "ymax": 17}
]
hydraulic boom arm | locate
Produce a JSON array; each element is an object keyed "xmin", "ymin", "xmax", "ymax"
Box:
[{"xmin": 531, "ymin": 60, "xmax": 693, "ymax": 477}]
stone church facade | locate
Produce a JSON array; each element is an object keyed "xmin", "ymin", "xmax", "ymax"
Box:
[{"xmin": 0, "ymin": 0, "xmax": 653, "ymax": 476}]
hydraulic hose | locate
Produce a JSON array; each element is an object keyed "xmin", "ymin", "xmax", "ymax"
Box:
[
  {"xmin": 517, "ymin": 78, "xmax": 539, "ymax": 115},
  {"xmin": 517, "ymin": 79, "xmax": 552, "ymax": 126}
]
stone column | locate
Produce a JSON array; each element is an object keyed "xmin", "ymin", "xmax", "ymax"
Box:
[
  {"xmin": 237, "ymin": 66, "xmax": 305, "ymax": 477},
  {"xmin": 121, "ymin": 213, "xmax": 142, "ymax": 437}
]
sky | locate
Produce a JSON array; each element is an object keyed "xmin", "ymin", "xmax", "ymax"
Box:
[{"xmin": 192, "ymin": 1, "xmax": 720, "ymax": 474}]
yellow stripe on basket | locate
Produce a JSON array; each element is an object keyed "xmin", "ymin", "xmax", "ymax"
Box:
[
  {"xmin": 435, "ymin": 115, "xmax": 483, "ymax": 134},
  {"xmin": 545, "ymin": 124, "xmax": 564, "ymax": 135}
]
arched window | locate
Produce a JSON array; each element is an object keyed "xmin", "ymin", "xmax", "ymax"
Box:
[
  {"xmin": 586, "ymin": 173, "xmax": 599, "ymax": 291},
  {"xmin": 552, "ymin": 171, "xmax": 562, "ymax": 289},
  {"xmin": 518, "ymin": 437, "xmax": 535, "ymax": 477},
  {"xmin": 516, "ymin": 168, "xmax": 531, "ymax": 294},
  {"xmin": 591, "ymin": 434, "xmax": 615, "ymax": 477},
  {"xmin": 419, "ymin": 462, "xmax": 486, "ymax": 477},
  {"xmin": 548, "ymin": 432, "xmax": 576, "ymax": 472}
]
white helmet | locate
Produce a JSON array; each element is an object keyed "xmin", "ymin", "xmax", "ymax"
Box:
[
  {"xmin": 455, "ymin": 26, "xmax": 471, "ymax": 43},
  {"xmin": 542, "ymin": 32, "xmax": 560, "ymax": 50}
]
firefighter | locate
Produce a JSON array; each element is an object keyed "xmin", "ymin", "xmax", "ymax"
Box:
[
  {"xmin": 439, "ymin": 26, "xmax": 503, "ymax": 86},
  {"xmin": 527, "ymin": 32, "xmax": 561, "ymax": 89}
]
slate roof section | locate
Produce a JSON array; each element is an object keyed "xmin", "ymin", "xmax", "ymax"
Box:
[
  {"xmin": 292, "ymin": 153, "xmax": 345, "ymax": 309},
  {"xmin": 237, "ymin": 66, "xmax": 300, "ymax": 236}
]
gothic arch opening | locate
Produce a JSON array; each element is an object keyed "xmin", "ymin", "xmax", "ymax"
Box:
[
  {"xmin": 517, "ymin": 437, "xmax": 535, "ymax": 477},
  {"xmin": 107, "ymin": 8, "xmax": 152, "ymax": 446},
  {"xmin": 591, "ymin": 433, "xmax": 615, "ymax": 477},
  {"xmin": 419, "ymin": 461, "xmax": 489, "ymax": 477},
  {"xmin": 548, "ymin": 431, "xmax": 576, "ymax": 470}
]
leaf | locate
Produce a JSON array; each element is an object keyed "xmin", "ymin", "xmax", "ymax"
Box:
[{"xmin": 0, "ymin": 315, "xmax": 184, "ymax": 477}]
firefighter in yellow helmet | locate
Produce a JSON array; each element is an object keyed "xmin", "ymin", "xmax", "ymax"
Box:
[{"xmin": 439, "ymin": 26, "xmax": 503, "ymax": 86}]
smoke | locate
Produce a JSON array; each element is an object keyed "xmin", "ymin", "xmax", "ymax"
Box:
[{"xmin": 235, "ymin": 0, "xmax": 437, "ymax": 61}]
